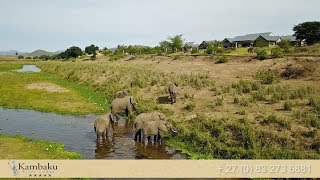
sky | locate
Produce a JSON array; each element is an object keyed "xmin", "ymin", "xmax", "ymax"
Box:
[{"xmin": 0, "ymin": 0, "xmax": 319, "ymax": 52}]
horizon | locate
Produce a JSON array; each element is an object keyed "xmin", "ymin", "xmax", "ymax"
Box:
[{"xmin": 1, "ymin": 0, "xmax": 320, "ymax": 52}]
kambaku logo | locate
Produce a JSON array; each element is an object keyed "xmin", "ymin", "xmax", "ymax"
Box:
[
  {"xmin": 8, "ymin": 160, "xmax": 18, "ymax": 176},
  {"xmin": 8, "ymin": 160, "xmax": 58, "ymax": 177}
]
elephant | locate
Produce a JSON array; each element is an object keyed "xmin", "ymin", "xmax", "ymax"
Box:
[
  {"xmin": 114, "ymin": 89, "xmax": 131, "ymax": 99},
  {"xmin": 142, "ymin": 120, "xmax": 178, "ymax": 143},
  {"xmin": 111, "ymin": 96, "xmax": 137, "ymax": 119},
  {"xmin": 94, "ymin": 112, "xmax": 115, "ymax": 142},
  {"xmin": 168, "ymin": 82, "xmax": 178, "ymax": 104},
  {"xmin": 134, "ymin": 112, "xmax": 167, "ymax": 141}
]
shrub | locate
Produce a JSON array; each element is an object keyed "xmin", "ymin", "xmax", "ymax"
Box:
[
  {"xmin": 263, "ymin": 114, "xmax": 291, "ymax": 129},
  {"xmin": 256, "ymin": 48, "xmax": 268, "ymax": 60},
  {"xmin": 33, "ymin": 56, "xmax": 38, "ymax": 59},
  {"xmin": 39, "ymin": 55, "xmax": 51, "ymax": 60},
  {"xmin": 18, "ymin": 55, "xmax": 24, "ymax": 59},
  {"xmin": 281, "ymin": 63, "xmax": 315, "ymax": 79},
  {"xmin": 206, "ymin": 46, "xmax": 214, "ymax": 55},
  {"xmin": 283, "ymin": 100, "xmax": 293, "ymax": 111},
  {"xmin": 214, "ymin": 96, "xmax": 223, "ymax": 106},
  {"xmin": 26, "ymin": 57, "xmax": 32, "ymax": 59},
  {"xmin": 278, "ymin": 39, "xmax": 291, "ymax": 52},
  {"xmin": 184, "ymin": 101, "xmax": 195, "ymax": 112},
  {"xmin": 217, "ymin": 55, "xmax": 228, "ymax": 63},
  {"xmin": 271, "ymin": 47, "xmax": 284, "ymax": 58},
  {"xmin": 191, "ymin": 48, "xmax": 199, "ymax": 54},
  {"xmin": 254, "ymin": 70, "xmax": 279, "ymax": 84}
]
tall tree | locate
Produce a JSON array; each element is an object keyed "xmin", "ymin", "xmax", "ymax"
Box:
[
  {"xmin": 64, "ymin": 46, "xmax": 83, "ymax": 59},
  {"xmin": 169, "ymin": 34, "xmax": 183, "ymax": 53},
  {"xmin": 293, "ymin": 21, "xmax": 320, "ymax": 45},
  {"xmin": 85, "ymin": 44, "xmax": 99, "ymax": 55}
]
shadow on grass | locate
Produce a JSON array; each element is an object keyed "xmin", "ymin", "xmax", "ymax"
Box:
[{"xmin": 156, "ymin": 96, "xmax": 171, "ymax": 104}]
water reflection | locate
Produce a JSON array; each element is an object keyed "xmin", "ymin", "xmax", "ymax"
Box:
[{"xmin": 0, "ymin": 108, "xmax": 188, "ymax": 159}]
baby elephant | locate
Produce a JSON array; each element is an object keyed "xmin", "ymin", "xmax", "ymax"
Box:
[
  {"xmin": 142, "ymin": 120, "xmax": 178, "ymax": 143},
  {"xmin": 94, "ymin": 112, "xmax": 115, "ymax": 142},
  {"xmin": 111, "ymin": 96, "xmax": 137, "ymax": 119},
  {"xmin": 114, "ymin": 89, "xmax": 131, "ymax": 99},
  {"xmin": 134, "ymin": 111, "xmax": 167, "ymax": 142},
  {"xmin": 168, "ymin": 82, "xmax": 178, "ymax": 104}
]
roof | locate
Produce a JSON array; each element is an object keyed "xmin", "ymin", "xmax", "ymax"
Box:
[
  {"xmin": 184, "ymin": 42, "xmax": 199, "ymax": 48},
  {"xmin": 231, "ymin": 32, "xmax": 273, "ymax": 42},
  {"xmin": 261, "ymin": 35, "xmax": 281, "ymax": 41},
  {"xmin": 280, "ymin": 35, "xmax": 297, "ymax": 41}
]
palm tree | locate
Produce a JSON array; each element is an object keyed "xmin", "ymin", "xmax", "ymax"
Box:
[{"xmin": 169, "ymin": 34, "xmax": 183, "ymax": 53}]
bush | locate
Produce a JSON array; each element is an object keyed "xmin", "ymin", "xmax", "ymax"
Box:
[
  {"xmin": 254, "ymin": 70, "xmax": 279, "ymax": 84},
  {"xmin": 39, "ymin": 55, "xmax": 51, "ymax": 60},
  {"xmin": 281, "ymin": 63, "xmax": 315, "ymax": 79},
  {"xmin": 271, "ymin": 47, "xmax": 284, "ymax": 58},
  {"xmin": 283, "ymin": 100, "xmax": 293, "ymax": 111},
  {"xmin": 18, "ymin": 55, "xmax": 24, "ymax": 59},
  {"xmin": 278, "ymin": 39, "xmax": 291, "ymax": 52},
  {"xmin": 256, "ymin": 48, "xmax": 268, "ymax": 60},
  {"xmin": 205, "ymin": 47, "xmax": 213, "ymax": 55},
  {"xmin": 217, "ymin": 55, "xmax": 228, "ymax": 63},
  {"xmin": 191, "ymin": 48, "xmax": 198, "ymax": 54},
  {"xmin": 33, "ymin": 56, "xmax": 38, "ymax": 59},
  {"xmin": 26, "ymin": 57, "xmax": 32, "ymax": 59}
]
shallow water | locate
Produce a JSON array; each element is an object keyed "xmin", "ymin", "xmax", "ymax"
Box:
[
  {"xmin": 0, "ymin": 108, "xmax": 188, "ymax": 159},
  {"xmin": 13, "ymin": 65, "xmax": 41, "ymax": 72}
]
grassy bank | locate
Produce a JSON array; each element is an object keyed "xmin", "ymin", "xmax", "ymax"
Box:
[
  {"xmin": 0, "ymin": 61, "xmax": 107, "ymax": 115},
  {"xmin": 37, "ymin": 58, "xmax": 320, "ymax": 159},
  {"xmin": 0, "ymin": 135, "xmax": 82, "ymax": 159}
]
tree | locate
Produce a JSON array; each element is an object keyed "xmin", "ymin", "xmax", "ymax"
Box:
[
  {"xmin": 169, "ymin": 34, "xmax": 183, "ymax": 53},
  {"xmin": 293, "ymin": 21, "xmax": 320, "ymax": 45},
  {"xmin": 64, "ymin": 46, "xmax": 83, "ymax": 59},
  {"xmin": 85, "ymin": 44, "xmax": 99, "ymax": 55},
  {"xmin": 159, "ymin": 40, "xmax": 171, "ymax": 53}
]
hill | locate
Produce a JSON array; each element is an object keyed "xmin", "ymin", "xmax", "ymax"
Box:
[{"xmin": 23, "ymin": 49, "xmax": 63, "ymax": 56}]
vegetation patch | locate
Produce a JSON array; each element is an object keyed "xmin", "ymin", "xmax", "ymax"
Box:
[
  {"xmin": 0, "ymin": 63, "xmax": 105, "ymax": 114},
  {"xmin": 0, "ymin": 135, "xmax": 82, "ymax": 159}
]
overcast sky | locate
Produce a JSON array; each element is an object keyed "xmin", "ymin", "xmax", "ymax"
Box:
[{"xmin": 1, "ymin": 0, "xmax": 319, "ymax": 52}]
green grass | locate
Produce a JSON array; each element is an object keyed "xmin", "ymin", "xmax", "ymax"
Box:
[
  {"xmin": 0, "ymin": 69, "xmax": 105, "ymax": 115},
  {"xmin": 0, "ymin": 135, "xmax": 82, "ymax": 159},
  {"xmin": 227, "ymin": 47, "xmax": 250, "ymax": 55},
  {"xmin": 0, "ymin": 63, "xmax": 22, "ymax": 72}
]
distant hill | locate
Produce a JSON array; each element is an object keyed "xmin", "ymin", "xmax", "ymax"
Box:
[
  {"xmin": 23, "ymin": 49, "xmax": 63, "ymax": 56},
  {"xmin": 0, "ymin": 50, "xmax": 26, "ymax": 56}
]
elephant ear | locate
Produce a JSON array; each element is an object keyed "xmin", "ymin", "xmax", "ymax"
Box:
[
  {"xmin": 158, "ymin": 122, "xmax": 169, "ymax": 132},
  {"xmin": 158, "ymin": 113, "xmax": 166, "ymax": 121}
]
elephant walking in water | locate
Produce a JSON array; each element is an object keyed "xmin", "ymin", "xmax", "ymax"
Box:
[
  {"xmin": 142, "ymin": 120, "xmax": 178, "ymax": 143},
  {"xmin": 134, "ymin": 112, "xmax": 167, "ymax": 142},
  {"xmin": 110, "ymin": 96, "xmax": 137, "ymax": 120},
  {"xmin": 94, "ymin": 112, "xmax": 115, "ymax": 142}
]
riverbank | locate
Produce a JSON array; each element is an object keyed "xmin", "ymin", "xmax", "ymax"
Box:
[
  {"xmin": 0, "ymin": 135, "xmax": 82, "ymax": 159},
  {"xmin": 0, "ymin": 61, "xmax": 107, "ymax": 115}
]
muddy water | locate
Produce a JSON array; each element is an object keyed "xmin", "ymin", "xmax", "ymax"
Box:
[{"xmin": 0, "ymin": 108, "xmax": 188, "ymax": 159}]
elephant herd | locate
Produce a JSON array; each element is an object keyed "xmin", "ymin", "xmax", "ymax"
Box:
[{"xmin": 94, "ymin": 83, "xmax": 179, "ymax": 145}]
